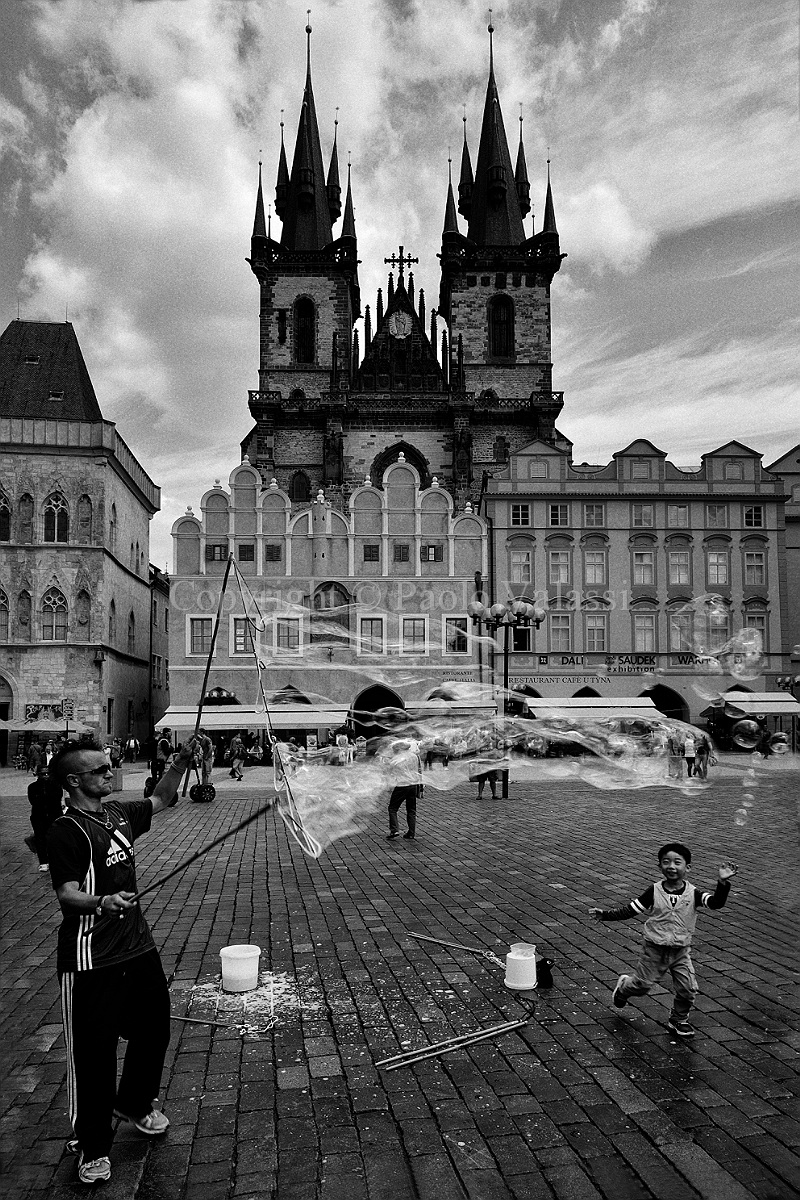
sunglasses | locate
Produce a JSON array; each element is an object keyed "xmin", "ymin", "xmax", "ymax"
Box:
[{"xmin": 74, "ymin": 765, "xmax": 114, "ymax": 777}]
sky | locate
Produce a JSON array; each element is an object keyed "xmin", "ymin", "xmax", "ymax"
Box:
[{"xmin": 1, "ymin": 0, "xmax": 798, "ymax": 570}]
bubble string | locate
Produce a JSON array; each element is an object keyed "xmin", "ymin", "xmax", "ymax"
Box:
[{"xmin": 231, "ymin": 561, "xmax": 322, "ymax": 858}]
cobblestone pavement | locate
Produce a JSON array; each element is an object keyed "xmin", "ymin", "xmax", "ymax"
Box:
[{"xmin": 1, "ymin": 756, "xmax": 798, "ymax": 1199}]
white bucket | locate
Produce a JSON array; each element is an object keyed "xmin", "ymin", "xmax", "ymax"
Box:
[
  {"xmin": 505, "ymin": 942, "xmax": 538, "ymax": 990},
  {"xmin": 219, "ymin": 944, "xmax": 261, "ymax": 993}
]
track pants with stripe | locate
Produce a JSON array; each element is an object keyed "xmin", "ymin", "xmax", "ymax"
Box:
[{"xmin": 59, "ymin": 948, "xmax": 170, "ymax": 1159}]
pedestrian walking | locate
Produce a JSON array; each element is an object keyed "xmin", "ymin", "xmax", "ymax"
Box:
[
  {"xmin": 385, "ymin": 740, "xmax": 423, "ymax": 841},
  {"xmin": 228, "ymin": 733, "xmax": 245, "ymax": 781},
  {"xmin": 683, "ymin": 732, "xmax": 697, "ymax": 777},
  {"xmin": 124, "ymin": 734, "xmax": 140, "ymax": 764},
  {"xmin": 589, "ymin": 842, "xmax": 737, "ymax": 1038},
  {"xmin": 154, "ymin": 728, "xmax": 172, "ymax": 781},
  {"xmin": 694, "ymin": 736, "xmax": 710, "ymax": 779},
  {"xmin": 46, "ymin": 737, "xmax": 196, "ymax": 1185},
  {"xmin": 198, "ymin": 729, "xmax": 214, "ymax": 785},
  {"xmin": 27, "ymin": 740, "xmax": 45, "ymax": 775},
  {"xmin": 667, "ymin": 733, "xmax": 683, "ymax": 778},
  {"xmin": 27, "ymin": 766, "xmax": 64, "ymax": 872}
]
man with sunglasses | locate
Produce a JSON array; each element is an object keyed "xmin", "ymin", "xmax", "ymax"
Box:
[{"xmin": 46, "ymin": 737, "xmax": 196, "ymax": 1186}]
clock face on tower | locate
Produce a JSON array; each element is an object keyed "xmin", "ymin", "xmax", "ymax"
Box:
[{"xmin": 388, "ymin": 312, "xmax": 411, "ymax": 339}]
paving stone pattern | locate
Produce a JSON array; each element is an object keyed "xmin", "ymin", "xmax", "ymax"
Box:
[{"xmin": 1, "ymin": 759, "xmax": 798, "ymax": 1199}]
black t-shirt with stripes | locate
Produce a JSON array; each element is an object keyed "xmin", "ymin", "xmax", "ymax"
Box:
[{"xmin": 47, "ymin": 800, "xmax": 155, "ymax": 972}]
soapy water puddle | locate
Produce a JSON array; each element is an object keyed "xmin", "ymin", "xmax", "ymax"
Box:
[{"xmin": 172, "ymin": 969, "xmax": 328, "ymax": 1033}]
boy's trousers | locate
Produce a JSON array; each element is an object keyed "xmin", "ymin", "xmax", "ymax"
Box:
[
  {"xmin": 59, "ymin": 948, "xmax": 170, "ymax": 1160},
  {"xmin": 618, "ymin": 940, "xmax": 698, "ymax": 1019}
]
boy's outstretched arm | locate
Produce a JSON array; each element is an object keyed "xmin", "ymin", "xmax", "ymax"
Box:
[
  {"xmin": 590, "ymin": 885, "xmax": 655, "ymax": 921},
  {"xmin": 700, "ymin": 861, "xmax": 738, "ymax": 910}
]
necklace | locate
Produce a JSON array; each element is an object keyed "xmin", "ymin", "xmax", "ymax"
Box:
[{"xmin": 68, "ymin": 806, "xmax": 114, "ymax": 831}]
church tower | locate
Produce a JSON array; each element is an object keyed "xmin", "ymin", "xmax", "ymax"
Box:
[
  {"xmin": 439, "ymin": 22, "xmax": 566, "ymax": 442},
  {"xmin": 244, "ymin": 22, "xmax": 360, "ymax": 490}
]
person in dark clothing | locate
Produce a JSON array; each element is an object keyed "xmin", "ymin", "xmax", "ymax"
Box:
[
  {"xmin": 154, "ymin": 728, "xmax": 172, "ymax": 781},
  {"xmin": 47, "ymin": 736, "xmax": 196, "ymax": 1186},
  {"xmin": 27, "ymin": 767, "xmax": 64, "ymax": 871},
  {"xmin": 385, "ymin": 740, "xmax": 423, "ymax": 840}
]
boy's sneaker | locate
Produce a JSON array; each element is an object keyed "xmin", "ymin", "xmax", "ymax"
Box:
[
  {"xmin": 113, "ymin": 1107, "xmax": 170, "ymax": 1135},
  {"xmin": 386, "ymin": 831, "xmax": 400, "ymax": 839},
  {"xmin": 402, "ymin": 832, "xmax": 415, "ymax": 839},
  {"xmin": 78, "ymin": 1153, "xmax": 111, "ymax": 1184},
  {"xmin": 667, "ymin": 1019, "xmax": 695, "ymax": 1038},
  {"xmin": 611, "ymin": 975, "xmax": 629, "ymax": 1008}
]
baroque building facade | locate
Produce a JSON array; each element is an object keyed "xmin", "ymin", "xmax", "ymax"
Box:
[
  {"xmin": 0, "ymin": 319, "xmax": 164, "ymax": 760},
  {"xmin": 163, "ymin": 33, "xmax": 795, "ymax": 740}
]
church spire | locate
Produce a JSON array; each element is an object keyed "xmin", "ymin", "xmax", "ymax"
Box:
[
  {"xmin": 542, "ymin": 158, "xmax": 558, "ymax": 235},
  {"xmin": 466, "ymin": 21, "xmax": 525, "ymax": 246},
  {"xmin": 275, "ymin": 112, "xmax": 289, "ymax": 220},
  {"xmin": 458, "ymin": 109, "xmax": 474, "ymax": 219},
  {"xmin": 252, "ymin": 160, "xmax": 267, "ymax": 240},
  {"xmin": 515, "ymin": 108, "xmax": 530, "ymax": 219},
  {"xmin": 341, "ymin": 159, "xmax": 356, "ymax": 239},
  {"xmin": 326, "ymin": 109, "xmax": 342, "ymax": 223},
  {"xmin": 443, "ymin": 153, "xmax": 459, "ymax": 235},
  {"xmin": 279, "ymin": 19, "xmax": 334, "ymax": 251}
]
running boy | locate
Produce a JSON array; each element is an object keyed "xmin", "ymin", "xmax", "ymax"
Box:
[{"xmin": 589, "ymin": 843, "xmax": 737, "ymax": 1038}]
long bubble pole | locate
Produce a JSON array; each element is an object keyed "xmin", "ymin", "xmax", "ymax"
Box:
[
  {"xmin": 181, "ymin": 553, "xmax": 235, "ymax": 796},
  {"xmin": 130, "ymin": 799, "xmax": 274, "ymax": 901}
]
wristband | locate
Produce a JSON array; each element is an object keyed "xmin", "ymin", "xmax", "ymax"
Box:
[{"xmin": 96, "ymin": 895, "xmax": 106, "ymax": 917}]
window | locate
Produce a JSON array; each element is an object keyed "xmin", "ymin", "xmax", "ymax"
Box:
[
  {"xmin": 669, "ymin": 611, "xmax": 693, "ymax": 652},
  {"xmin": 0, "ymin": 494, "xmax": 10, "ymax": 541},
  {"xmin": 108, "ymin": 599, "xmax": 116, "ymax": 643},
  {"xmin": 402, "ymin": 617, "xmax": 427, "ymax": 653},
  {"xmin": 205, "ymin": 543, "xmax": 228, "ymax": 561},
  {"xmin": 152, "ymin": 599, "xmax": 158, "ymax": 627},
  {"xmin": 724, "ymin": 462, "xmax": 743, "ymax": 480},
  {"xmin": 744, "ymin": 552, "xmax": 765, "ymax": 586},
  {"xmin": 290, "ymin": 472, "xmax": 311, "ymax": 502},
  {"xmin": 668, "ymin": 551, "xmax": 690, "ymax": 585},
  {"xmin": 445, "ymin": 617, "xmax": 469, "ymax": 655},
  {"xmin": 233, "ymin": 617, "xmax": 254, "ymax": 654},
  {"xmin": 511, "ymin": 504, "xmax": 530, "ymax": 527},
  {"xmin": 151, "ymin": 655, "xmax": 163, "ymax": 687},
  {"xmin": 278, "ymin": 309, "xmax": 287, "ymax": 344},
  {"xmin": 584, "ymin": 551, "xmax": 606, "ymax": 586},
  {"xmin": 549, "ymin": 504, "xmax": 569, "ymax": 527},
  {"xmin": 127, "ymin": 612, "xmax": 135, "ymax": 655},
  {"xmin": 18, "ymin": 494, "xmax": 33, "ymax": 542},
  {"xmin": 707, "ymin": 551, "xmax": 728, "ymax": 585},
  {"xmin": 238, "ymin": 544, "xmax": 255, "ymax": 562},
  {"xmin": 584, "ymin": 503, "xmax": 605, "ymax": 527},
  {"xmin": 633, "ymin": 612, "xmax": 656, "ymax": 652},
  {"xmin": 528, "ymin": 460, "xmax": 547, "ymax": 479},
  {"xmin": 744, "ymin": 505, "xmax": 763, "ymax": 528},
  {"xmin": 106, "ymin": 697, "xmax": 114, "ymax": 737},
  {"xmin": 190, "ymin": 617, "xmax": 213, "ymax": 655},
  {"xmin": 360, "ymin": 617, "xmax": 384, "ymax": 654},
  {"xmin": 744, "ymin": 612, "xmax": 766, "ymax": 642},
  {"xmin": 0, "ymin": 588, "xmax": 8, "ymax": 641},
  {"xmin": 420, "ymin": 545, "xmax": 444, "ymax": 562},
  {"xmin": 24, "ymin": 354, "xmax": 39, "ymax": 365},
  {"xmin": 706, "ymin": 504, "xmax": 727, "ymax": 528},
  {"xmin": 510, "ymin": 550, "xmax": 531, "ymax": 584},
  {"xmin": 108, "ymin": 503, "xmax": 117, "ymax": 552},
  {"xmin": 632, "ymin": 504, "xmax": 654, "ymax": 527},
  {"xmin": 549, "ymin": 551, "xmax": 570, "ymax": 585},
  {"xmin": 393, "ymin": 544, "xmax": 410, "ymax": 563},
  {"xmin": 668, "ymin": 505, "xmax": 689, "ymax": 528},
  {"xmin": 276, "ymin": 618, "xmax": 301, "ymax": 653},
  {"xmin": 164, "ymin": 607, "xmax": 169, "ymax": 633},
  {"xmin": 585, "ymin": 613, "xmax": 607, "ymax": 653},
  {"xmin": 631, "ymin": 461, "xmax": 651, "ymax": 480},
  {"xmin": 264, "ymin": 544, "xmax": 282, "ymax": 562},
  {"xmin": 44, "ymin": 493, "xmax": 69, "ymax": 542},
  {"xmin": 363, "ymin": 544, "xmax": 380, "ymax": 562},
  {"xmin": 633, "ymin": 551, "xmax": 654, "ymax": 585},
  {"xmin": 708, "ymin": 609, "xmax": 729, "ymax": 651},
  {"xmin": 41, "ymin": 588, "xmax": 68, "ymax": 641},
  {"xmin": 294, "ymin": 297, "xmax": 315, "ymax": 363},
  {"xmin": 512, "ymin": 626, "xmax": 532, "ymax": 652},
  {"xmin": 488, "ymin": 294, "xmax": 514, "ymax": 357},
  {"xmin": 549, "ymin": 615, "xmax": 571, "ymax": 653}
]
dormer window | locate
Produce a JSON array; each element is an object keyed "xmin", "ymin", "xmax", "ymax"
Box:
[
  {"xmin": 631, "ymin": 460, "xmax": 651, "ymax": 480},
  {"xmin": 24, "ymin": 354, "xmax": 40, "ymax": 365},
  {"xmin": 49, "ymin": 390, "xmax": 64, "ymax": 400}
]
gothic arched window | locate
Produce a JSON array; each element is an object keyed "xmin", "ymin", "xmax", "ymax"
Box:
[
  {"xmin": 108, "ymin": 598, "xmax": 116, "ymax": 643},
  {"xmin": 44, "ymin": 493, "xmax": 69, "ymax": 542},
  {"xmin": 0, "ymin": 494, "xmax": 10, "ymax": 541},
  {"xmin": 488, "ymin": 295, "xmax": 514, "ymax": 359},
  {"xmin": 290, "ymin": 471, "xmax": 311, "ymax": 502},
  {"xmin": 294, "ymin": 297, "xmax": 315, "ymax": 364},
  {"xmin": 41, "ymin": 587, "xmax": 68, "ymax": 641},
  {"xmin": 109, "ymin": 503, "xmax": 117, "ymax": 552},
  {"xmin": 127, "ymin": 611, "xmax": 135, "ymax": 654},
  {"xmin": 0, "ymin": 588, "xmax": 8, "ymax": 641},
  {"xmin": 77, "ymin": 495, "xmax": 93, "ymax": 543}
]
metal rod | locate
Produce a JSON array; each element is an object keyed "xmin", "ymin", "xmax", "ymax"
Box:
[
  {"xmin": 173, "ymin": 1015, "xmax": 235, "ymax": 1028},
  {"xmin": 376, "ymin": 1018, "xmax": 525, "ymax": 1067},
  {"xmin": 409, "ymin": 931, "xmax": 501, "ymax": 962},
  {"xmin": 382, "ymin": 1019, "xmax": 530, "ymax": 1071},
  {"xmin": 181, "ymin": 554, "xmax": 234, "ymax": 796},
  {"xmin": 130, "ymin": 799, "xmax": 274, "ymax": 901}
]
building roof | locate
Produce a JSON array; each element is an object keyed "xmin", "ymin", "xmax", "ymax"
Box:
[{"xmin": 0, "ymin": 320, "xmax": 103, "ymax": 421}]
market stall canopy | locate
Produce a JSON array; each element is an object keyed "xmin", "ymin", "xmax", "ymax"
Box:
[
  {"xmin": 156, "ymin": 706, "xmax": 350, "ymax": 731},
  {"xmin": 524, "ymin": 697, "xmax": 658, "ymax": 720},
  {"xmin": 700, "ymin": 692, "xmax": 800, "ymax": 719},
  {"xmin": 0, "ymin": 717, "xmax": 94, "ymax": 734}
]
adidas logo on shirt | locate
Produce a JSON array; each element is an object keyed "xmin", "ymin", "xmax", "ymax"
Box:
[{"xmin": 106, "ymin": 847, "xmax": 129, "ymax": 867}]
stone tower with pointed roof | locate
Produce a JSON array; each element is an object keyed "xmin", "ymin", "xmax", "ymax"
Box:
[{"xmin": 242, "ymin": 26, "xmax": 568, "ymax": 509}]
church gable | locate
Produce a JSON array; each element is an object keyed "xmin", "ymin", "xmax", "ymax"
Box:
[{"xmin": 351, "ymin": 278, "xmax": 444, "ymax": 395}]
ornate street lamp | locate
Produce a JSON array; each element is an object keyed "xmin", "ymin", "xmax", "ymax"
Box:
[{"xmin": 468, "ymin": 597, "xmax": 547, "ymax": 797}]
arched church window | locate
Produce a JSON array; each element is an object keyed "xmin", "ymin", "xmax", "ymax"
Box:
[
  {"xmin": 41, "ymin": 588, "xmax": 68, "ymax": 641},
  {"xmin": 109, "ymin": 598, "xmax": 117, "ymax": 643},
  {"xmin": 290, "ymin": 472, "xmax": 311, "ymax": 502},
  {"xmin": 0, "ymin": 494, "xmax": 10, "ymax": 541},
  {"xmin": 44, "ymin": 493, "xmax": 69, "ymax": 542},
  {"xmin": 127, "ymin": 611, "xmax": 136, "ymax": 654},
  {"xmin": 109, "ymin": 503, "xmax": 117, "ymax": 552},
  {"xmin": 488, "ymin": 295, "xmax": 514, "ymax": 358},
  {"xmin": 0, "ymin": 588, "xmax": 8, "ymax": 641},
  {"xmin": 294, "ymin": 297, "xmax": 315, "ymax": 364}
]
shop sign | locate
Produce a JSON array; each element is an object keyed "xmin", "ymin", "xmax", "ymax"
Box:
[{"xmin": 25, "ymin": 702, "xmax": 64, "ymax": 721}]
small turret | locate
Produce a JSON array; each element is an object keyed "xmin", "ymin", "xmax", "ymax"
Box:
[
  {"xmin": 326, "ymin": 111, "xmax": 342, "ymax": 223},
  {"xmin": 458, "ymin": 114, "xmax": 474, "ymax": 220},
  {"xmin": 515, "ymin": 111, "xmax": 531, "ymax": 219},
  {"xmin": 274, "ymin": 114, "xmax": 289, "ymax": 220},
  {"xmin": 341, "ymin": 161, "xmax": 356, "ymax": 240}
]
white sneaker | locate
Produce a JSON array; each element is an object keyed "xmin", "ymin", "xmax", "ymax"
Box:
[
  {"xmin": 114, "ymin": 1107, "xmax": 170, "ymax": 1135},
  {"xmin": 38, "ymin": 863, "xmax": 50, "ymax": 872},
  {"xmin": 78, "ymin": 1154, "xmax": 111, "ymax": 1183}
]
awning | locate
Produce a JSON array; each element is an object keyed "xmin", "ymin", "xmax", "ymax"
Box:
[
  {"xmin": 701, "ymin": 692, "xmax": 800, "ymax": 718},
  {"xmin": 156, "ymin": 706, "xmax": 350, "ymax": 732},
  {"xmin": 524, "ymin": 697, "xmax": 658, "ymax": 717}
]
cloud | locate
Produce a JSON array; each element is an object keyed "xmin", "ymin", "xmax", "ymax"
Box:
[{"xmin": 559, "ymin": 181, "xmax": 655, "ymax": 271}]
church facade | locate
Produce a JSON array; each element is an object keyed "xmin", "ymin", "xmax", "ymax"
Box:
[{"xmin": 164, "ymin": 33, "xmax": 795, "ymax": 740}]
